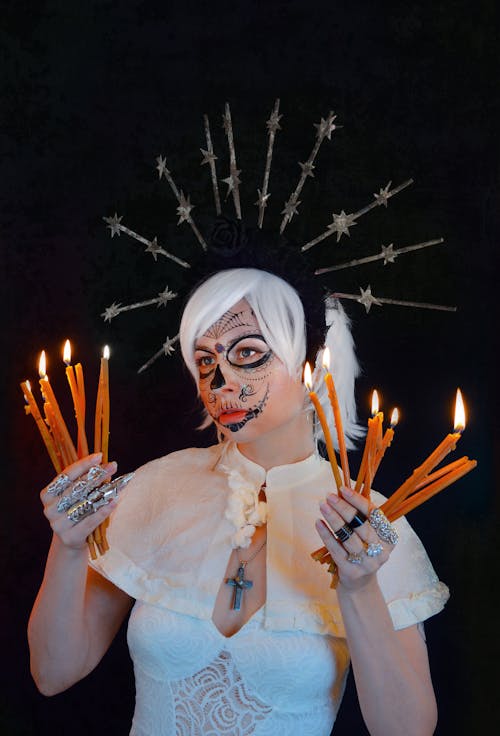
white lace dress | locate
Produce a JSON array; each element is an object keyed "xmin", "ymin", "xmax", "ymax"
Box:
[
  {"xmin": 90, "ymin": 442, "xmax": 449, "ymax": 735},
  {"xmin": 127, "ymin": 603, "xmax": 349, "ymax": 735}
]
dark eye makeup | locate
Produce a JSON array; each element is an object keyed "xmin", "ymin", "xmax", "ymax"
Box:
[
  {"xmin": 226, "ymin": 334, "xmax": 271, "ymax": 368},
  {"xmin": 194, "ymin": 333, "xmax": 272, "ymax": 375}
]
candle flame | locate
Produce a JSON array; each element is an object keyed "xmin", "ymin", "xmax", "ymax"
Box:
[
  {"xmin": 63, "ymin": 339, "xmax": 71, "ymax": 365},
  {"xmin": 303, "ymin": 362, "xmax": 312, "ymax": 390},
  {"xmin": 390, "ymin": 408, "xmax": 399, "ymax": 427},
  {"xmin": 322, "ymin": 347, "xmax": 330, "ymax": 370},
  {"xmin": 371, "ymin": 389, "xmax": 379, "ymax": 416},
  {"xmin": 103, "ymin": 345, "xmax": 110, "ymax": 360},
  {"xmin": 38, "ymin": 350, "xmax": 47, "ymax": 378},
  {"xmin": 454, "ymin": 388, "xmax": 466, "ymax": 431}
]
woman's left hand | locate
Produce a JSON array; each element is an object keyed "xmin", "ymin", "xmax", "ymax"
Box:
[{"xmin": 315, "ymin": 485, "xmax": 397, "ymax": 592}]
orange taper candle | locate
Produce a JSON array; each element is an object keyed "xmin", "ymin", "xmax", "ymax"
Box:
[
  {"xmin": 412, "ymin": 455, "xmax": 469, "ymax": 492},
  {"xmin": 370, "ymin": 407, "xmax": 399, "ymax": 484},
  {"xmin": 383, "ymin": 389, "xmax": 465, "ymax": 517},
  {"xmin": 94, "ymin": 345, "xmax": 110, "ymax": 462},
  {"xmin": 362, "ymin": 390, "xmax": 384, "ymax": 498},
  {"xmin": 322, "ymin": 348, "xmax": 350, "ymax": 488},
  {"xmin": 43, "ymin": 400, "xmax": 71, "ymax": 467},
  {"xmin": 385, "ymin": 457, "xmax": 476, "ymax": 521},
  {"xmin": 20, "ymin": 380, "xmax": 62, "ymax": 472},
  {"xmin": 38, "ymin": 351, "xmax": 78, "ymax": 464},
  {"xmin": 63, "ymin": 340, "xmax": 89, "ymax": 457},
  {"xmin": 354, "ymin": 393, "xmax": 379, "ymax": 494},
  {"xmin": 304, "ymin": 362, "xmax": 342, "ymax": 491}
]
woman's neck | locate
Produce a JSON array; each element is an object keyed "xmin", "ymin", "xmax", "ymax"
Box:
[{"xmin": 236, "ymin": 412, "xmax": 315, "ymax": 471}]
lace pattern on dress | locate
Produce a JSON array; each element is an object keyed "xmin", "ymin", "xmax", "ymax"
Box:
[{"xmin": 170, "ymin": 649, "xmax": 272, "ymax": 735}]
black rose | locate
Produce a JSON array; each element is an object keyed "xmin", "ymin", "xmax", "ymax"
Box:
[{"xmin": 208, "ymin": 217, "xmax": 247, "ymax": 256}]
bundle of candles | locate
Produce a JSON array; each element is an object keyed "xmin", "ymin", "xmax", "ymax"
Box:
[
  {"xmin": 305, "ymin": 349, "xmax": 477, "ymax": 588},
  {"xmin": 20, "ymin": 341, "xmax": 111, "ymax": 559}
]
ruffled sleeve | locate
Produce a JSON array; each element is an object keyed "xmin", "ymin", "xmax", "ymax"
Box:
[
  {"xmin": 369, "ymin": 491, "xmax": 449, "ymax": 630},
  {"xmin": 87, "ymin": 445, "xmax": 231, "ymax": 616}
]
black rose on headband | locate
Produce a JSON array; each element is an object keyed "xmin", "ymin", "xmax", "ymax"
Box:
[{"xmin": 208, "ymin": 217, "xmax": 248, "ymax": 256}]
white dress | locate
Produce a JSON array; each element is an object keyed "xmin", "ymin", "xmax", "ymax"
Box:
[{"xmin": 90, "ymin": 442, "xmax": 449, "ymax": 735}]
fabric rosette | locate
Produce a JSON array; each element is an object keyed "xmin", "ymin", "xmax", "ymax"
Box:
[{"xmin": 220, "ymin": 464, "xmax": 268, "ymax": 549}]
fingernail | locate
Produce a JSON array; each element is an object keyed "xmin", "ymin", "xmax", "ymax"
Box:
[
  {"xmin": 342, "ymin": 486, "xmax": 353, "ymax": 496},
  {"xmin": 327, "ymin": 493, "xmax": 340, "ymax": 504}
]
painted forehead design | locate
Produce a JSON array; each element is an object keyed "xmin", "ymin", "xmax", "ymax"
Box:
[{"xmin": 203, "ymin": 308, "xmax": 256, "ymax": 340}]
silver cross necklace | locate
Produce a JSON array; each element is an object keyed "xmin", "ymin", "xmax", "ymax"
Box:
[{"xmin": 226, "ymin": 537, "xmax": 267, "ymax": 611}]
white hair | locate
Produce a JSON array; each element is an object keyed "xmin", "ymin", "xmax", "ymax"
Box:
[{"xmin": 179, "ymin": 268, "xmax": 363, "ymax": 448}]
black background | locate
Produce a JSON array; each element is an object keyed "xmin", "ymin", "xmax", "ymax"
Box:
[{"xmin": 2, "ymin": 2, "xmax": 498, "ymax": 734}]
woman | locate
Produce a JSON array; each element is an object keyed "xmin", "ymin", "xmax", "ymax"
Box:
[{"xmin": 28, "ymin": 266, "xmax": 447, "ymax": 735}]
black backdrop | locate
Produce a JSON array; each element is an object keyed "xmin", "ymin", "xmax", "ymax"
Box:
[{"xmin": 2, "ymin": 2, "xmax": 498, "ymax": 734}]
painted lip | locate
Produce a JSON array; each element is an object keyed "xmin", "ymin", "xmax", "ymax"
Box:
[{"xmin": 218, "ymin": 409, "xmax": 248, "ymax": 425}]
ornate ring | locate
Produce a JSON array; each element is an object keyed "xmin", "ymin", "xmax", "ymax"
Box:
[
  {"xmin": 46, "ymin": 473, "xmax": 71, "ymax": 496},
  {"xmin": 335, "ymin": 524, "xmax": 354, "ymax": 543},
  {"xmin": 368, "ymin": 508, "xmax": 399, "ymax": 545},
  {"xmin": 349, "ymin": 512, "xmax": 367, "ymax": 530},
  {"xmin": 66, "ymin": 472, "xmax": 134, "ymax": 524},
  {"xmin": 67, "ymin": 498, "xmax": 96, "ymax": 524},
  {"xmin": 346, "ymin": 552, "xmax": 363, "ymax": 564},
  {"xmin": 365, "ymin": 541, "xmax": 384, "ymax": 557},
  {"xmin": 57, "ymin": 496, "xmax": 76, "ymax": 513},
  {"xmin": 56, "ymin": 466, "xmax": 109, "ymax": 513}
]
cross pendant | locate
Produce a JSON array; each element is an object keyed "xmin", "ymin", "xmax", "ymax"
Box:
[{"xmin": 226, "ymin": 563, "xmax": 253, "ymax": 611}]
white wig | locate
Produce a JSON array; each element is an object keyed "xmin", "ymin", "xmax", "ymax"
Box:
[{"xmin": 180, "ymin": 268, "xmax": 363, "ymax": 448}]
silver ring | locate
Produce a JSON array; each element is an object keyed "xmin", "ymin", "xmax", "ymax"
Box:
[
  {"xmin": 66, "ymin": 472, "xmax": 134, "ymax": 524},
  {"xmin": 335, "ymin": 524, "xmax": 354, "ymax": 543},
  {"xmin": 368, "ymin": 508, "xmax": 399, "ymax": 545},
  {"xmin": 46, "ymin": 473, "xmax": 71, "ymax": 496},
  {"xmin": 56, "ymin": 466, "xmax": 109, "ymax": 513},
  {"xmin": 365, "ymin": 541, "xmax": 384, "ymax": 557},
  {"xmin": 346, "ymin": 552, "xmax": 363, "ymax": 564},
  {"xmin": 57, "ymin": 495, "xmax": 76, "ymax": 513}
]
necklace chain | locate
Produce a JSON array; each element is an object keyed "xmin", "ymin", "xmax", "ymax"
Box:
[
  {"xmin": 239, "ymin": 537, "xmax": 267, "ymax": 567},
  {"xmin": 238, "ymin": 482, "xmax": 267, "ymax": 566}
]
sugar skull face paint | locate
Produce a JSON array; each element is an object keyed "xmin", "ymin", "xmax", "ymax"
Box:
[{"xmin": 194, "ymin": 299, "xmax": 306, "ymax": 441}]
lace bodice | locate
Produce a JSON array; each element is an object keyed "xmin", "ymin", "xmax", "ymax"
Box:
[{"xmin": 128, "ymin": 601, "xmax": 350, "ymax": 736}]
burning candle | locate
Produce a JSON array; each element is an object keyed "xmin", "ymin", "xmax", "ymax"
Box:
[
  {"xmin": 63, "ymin": 340, "xmax": 89, "ymax": 458},
  {"xmin": 355, "ymin": 391, "xmax": 377, "ymax": 494},
  {"xmin": 304, "ymin": 362, "xmax": 342, "ymax": 490},
  {"xmin": 94, "ymin": 345, "xmax": 110, "ymax": 463},
  {"xmin": 360, "ymin": 390, "xmax": 384, "ymax": 497},
  {"xmin": 38, "ymin": 351, "xmax": 78, "ymax": 464},
  {"xmin": 312, "ymin": 390, "xmax": 476, "ymax": 588},
  {"xmin": 371, "ymin": 407, "xmax": 399, "ymax": 480},
  {"xmin": 383, "ymin": 389, "xmax": 466, "ymax": 517},
  {"xmin": 322, "ymin": 348, "xmax": 350, "ymax": 488}
]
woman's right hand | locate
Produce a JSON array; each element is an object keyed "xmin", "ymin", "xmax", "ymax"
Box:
[{"xmin": 40, "ymin": 453, "xmax": 118, "ymax": 552}]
